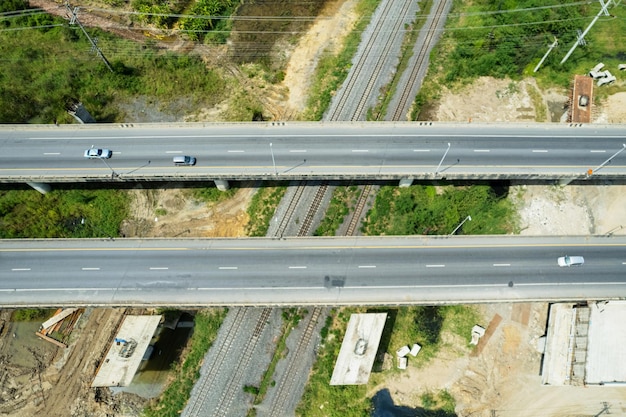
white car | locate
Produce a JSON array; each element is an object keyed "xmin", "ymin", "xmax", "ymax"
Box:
[
  {"xmin": 84, "ymin": 148, "xmax": 112, "ymax": 159},
  {"xmin": 557, "ymin": 255, "xmax": 584, "ymax": 267}
]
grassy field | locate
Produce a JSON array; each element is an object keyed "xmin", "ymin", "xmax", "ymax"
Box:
[
  {"xmin": 0, "ymin": 188, "xmax": 129, "ymax": 238},
  {"xmin": 362, "ymin": 185, "xmax": 518, "ymax": 236},
  {"xmin": 0, "ymin": 1, "xmax": 230, "ymax": 124},
  {"xmin": 413, "ymin": 0, "xmax": 626, "ymax": 119},
  {"xmin": 314, "ymin": 185, "xmax": 362, "ymax": 236}
]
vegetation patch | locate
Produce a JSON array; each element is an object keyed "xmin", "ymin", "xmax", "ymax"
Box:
[
  {"xmin": 192, "ymin": 186, "xmax": 237, "ymax": 204},
  {"xmin": 0, "ymin": 1, "xmax": 228, "ymax": 123},
  {"xmin": 179, "ymin": 0, "xmax": 239, "ymax": 44},
  {"xmin": 142, "ymin": 308, "xmax": 227, "ymax": 417},
  {"xmin": 413, "ymin": 0, "xmax": 626, "ymax": 119},
  {"xmin": 362, "ymin": 185, "xmax": 517, "ymax": 236},
  {"xmin": 11, "ymin": 309, "xmax": 54, "ymax": 322},
  {"xmin": 315, "ymin": 185, "xmax": 361, "ymax": 236},
  {"xmin": 245, "ymin": 184, "xmax": 287, "ymax": 237},
  {"xmin": 0, "ymin": 189, "xmax": 129, "ymax": 238}
]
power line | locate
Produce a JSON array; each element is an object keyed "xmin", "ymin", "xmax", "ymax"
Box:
[{"xmin": 65, "ymin": 2, "xmax": 113, "ymax": 72}]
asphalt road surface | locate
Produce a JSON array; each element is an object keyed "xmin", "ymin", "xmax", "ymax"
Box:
[
  {"xmin": 2, "ymin": 122, "xmax": 626, "ymax": 182},
  {"xmin": 1, "ymin": 236, "xmax": 625, "ymax": 307}
]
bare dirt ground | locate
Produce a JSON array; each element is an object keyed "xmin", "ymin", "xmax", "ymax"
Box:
[{"xmin": 121, "ymin": 186, "xmax": 256, "ymax": 238}]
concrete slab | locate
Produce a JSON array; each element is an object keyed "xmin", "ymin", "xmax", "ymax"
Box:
[
  {"xmin": 586, "ymin": 301, "xmax": 626, "ymax": 384},
  {"xmin": 92, "ymin": 315, "xmax": 161, "ymax": 387},
  {"xmin": 330, "ymin": 313, "xmax": 387, "ymax": 385}
]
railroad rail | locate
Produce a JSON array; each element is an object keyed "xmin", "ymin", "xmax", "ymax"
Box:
[
  {"xmin": 212, "ymin": 308, "xmax": 273, "ymax": 417},
  {"xmin": 275, "ymin": 182, "xmax": 306, "ymax": 238},
  {"xmin": 297, "ymin": 183, "xmax": 328, "ymax": 236},
  {"xmin": 345, "ymin": 184, "xmax": 373, "ymax": 236},
  {"xmin": 328, "ymin": 0, "xmax": 415, "ymax": 121},
  {"xmin": 184, "ymin": 308, "xmax": 247, "ymax": 416},
  {"xmin": 387, "ymin": 0, "xmax": 450, "ymax": 121}
]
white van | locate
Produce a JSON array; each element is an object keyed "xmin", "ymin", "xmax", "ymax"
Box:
[{"xmin": 173, "ymin": 156, "xmax": 196, "ymax": 166}]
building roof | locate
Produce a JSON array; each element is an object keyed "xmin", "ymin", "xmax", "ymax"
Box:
[{"xmin": 330, "ymin": 313, "xmax": 387, "ymax": 385}]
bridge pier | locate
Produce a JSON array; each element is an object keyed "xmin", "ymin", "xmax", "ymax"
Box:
[
  {"xmin": 214, "ymin": 179, "xmax": 230, "ymax": 191},
  {"xmin": 399, "ymin": 177, "xmax": 414, "ymax": 188},
  {"xmin": 27, "ymin": 182, "xmax": 51, "ymax": 195}
]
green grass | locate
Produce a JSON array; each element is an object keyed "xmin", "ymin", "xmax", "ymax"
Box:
[
  {"xmin": 0, "ymin": 188, "xmax": 130, "ymax": 238},
  {"xmin": 362, "ymin": 185, "xmax": 518, "ymax": 236},
  {"xmin": 315, "ymin": 186, "xmax": 361, "ymax": 236},
  {"xmin": 0, "ymin": 2, "xmax": 229, "ymax": 123},
  {"xmin": 11, "ymin": 308, "xmax": 54, "ymax": 321},
  {"xmin": 412, "ymin": 0, "xmax": 626, "ymax": 119},
  {"xmin": 192, "ymin": 187, "xmax": 237, "ymax": 204},
  {"xmin": 302, "ymin": 0, "xmax": 382, "ymax": 120},
  {"xmin": 142, "ymin": 308, "xmax": 227, "ymax": 417},
  {"xmin": 245, "ymin": 184, "xmax": 287, "ymax": 237}
]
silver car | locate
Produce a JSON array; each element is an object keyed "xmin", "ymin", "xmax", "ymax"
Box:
[
  {"xmin": 84, "ymin": 148, "xmax": 112, "ymax": 159},
  {"xmin": 557, "ymin": 255, "xmax": 584, "ymax": 267}
]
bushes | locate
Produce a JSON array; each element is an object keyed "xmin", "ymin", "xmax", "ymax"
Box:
[
  {"xmin": 362, "ymin": 185, "xmax": 517, "ymax": 236},
  {"xmin": 0, "ymin": 189, "xmax": 129, "ymax": 238},
  {"xmin": 179, "ymin": 0, "xmax": 238, "ymax": 43}
]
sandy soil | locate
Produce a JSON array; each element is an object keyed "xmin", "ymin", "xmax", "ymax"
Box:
[
  {"xmin": 121, "ymin": 186, "xmax": 256, "ymax": 238},
  {"xmin": 282, "ymin": 0, "xmax": 359, "ymax": 113}
]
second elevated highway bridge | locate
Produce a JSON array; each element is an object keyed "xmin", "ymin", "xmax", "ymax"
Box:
[
  {"xmin": 2, "ymin": 122, "xmax": 626, "ymax": 183},
  {"xmin": 1, "ymin": 236, "xmax": 625, "ymax": 307}
]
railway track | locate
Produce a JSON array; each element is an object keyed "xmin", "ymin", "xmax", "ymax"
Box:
[
  {"xmin": 328, "ymin": 0, "xmax": 416, "ymax": 121},
  {"xmin": 387, "ymin": 0, "xmax": 450, "ymax": 121},
  {"xmin": 212, "ymin": 308, "xmax": 273, "ymax": 417},
  {"xmin": 184, "ymin": 308, "xmax": 248, "ymax": 416},
  {"xmin": 265, "ymin": 308, "xmax": 323, "ymax": 417},
  {"xmin": 274, "ymin": 181, "xmax": 306, "ymax": 237},
  {"xmin": 345, "ymin": 184, "xmax": 373, "ymax": 236},
  {"xmin": 183, "ymin": 308, "xmax": 273, "ymax": 417},
  {"xmin": 297, "ymin": 183, "xmax": 328, "ymax": 236}
]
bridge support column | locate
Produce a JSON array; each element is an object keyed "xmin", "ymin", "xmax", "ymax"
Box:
[
  {"xmin": 27, "ymin": 181, "xmax": 51, "ymax": 194},
  {"xmin": 214, "ymin": 179, "xmax": 230, "ymax": 191},
  {"xmin": 399, "ymin": 177, "xmax": 414, "ymax": 188}
]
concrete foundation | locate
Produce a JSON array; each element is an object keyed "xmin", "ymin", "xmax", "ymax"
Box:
[
  {"xmin": 399, "ymin": 177, "xmax": 414, "ymax": 188},
  {"xmin": 27, "ymin": 181, "xmax": 51, "ymax": 194},
  {"xmin": 214, "ymin": 179, "xmax": 230, "ymax": 191}
]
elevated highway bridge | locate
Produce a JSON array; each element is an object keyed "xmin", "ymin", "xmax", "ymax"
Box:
[
  {"xmin": 1, "ymin": 236, "xmax": 625, "ymax": 307},
  {"xmin": 2, "ymin": 122, "xmax": 626, "ymax": 188}
]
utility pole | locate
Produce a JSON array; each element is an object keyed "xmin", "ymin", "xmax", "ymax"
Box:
[
  {"xmin": 533, "ymin": 37, "xmax": 558, "ymax": 72},
  {"xmin": 561, "ymin": 0, "xmax": 614, "ymax": 64},
  {"xmin": 65, "ymin": 2, "xmax": 113, "ymax": 72}
]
